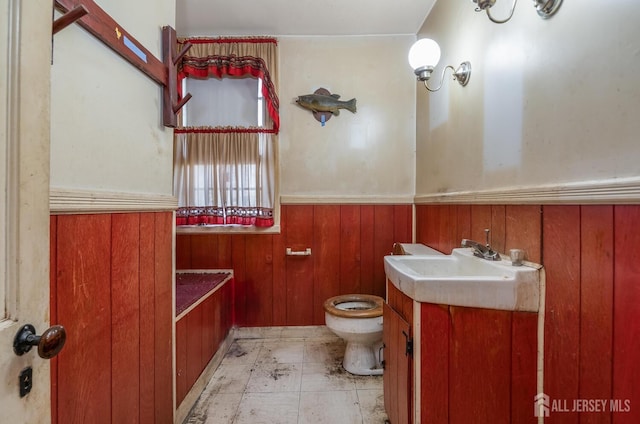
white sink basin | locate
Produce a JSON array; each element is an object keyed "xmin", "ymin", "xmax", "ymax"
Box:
[{"xmin": 384, "ymin": 248, "xmax": 541, "ymax": 312}]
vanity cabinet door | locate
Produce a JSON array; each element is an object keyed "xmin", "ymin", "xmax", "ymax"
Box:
[{"xmin": 383, "ymin": 302, "xmax": 412, "ymax": 424}]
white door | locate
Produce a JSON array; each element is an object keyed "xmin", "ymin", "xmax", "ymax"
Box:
[{"xmin": 0, "ymin": 0, "xmax": 52, "ymax": 422}]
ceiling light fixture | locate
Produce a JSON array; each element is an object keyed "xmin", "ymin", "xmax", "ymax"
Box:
[
  {"xmin": 472, "ymin": 0, "xmax": 562, "ymax": 24},
  {"xmin": 408, "ymin": 39, "xmax": 471, "ymax": 92}
]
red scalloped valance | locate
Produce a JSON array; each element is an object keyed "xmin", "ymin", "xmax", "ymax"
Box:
[{"xmin": 177, "ymin": 37, "xmax": 279, "ymax": 133}]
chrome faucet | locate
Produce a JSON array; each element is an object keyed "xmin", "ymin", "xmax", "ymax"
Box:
[{"xmin": 461, "ymin": 229, "xmax": 501, "ymax": 261}]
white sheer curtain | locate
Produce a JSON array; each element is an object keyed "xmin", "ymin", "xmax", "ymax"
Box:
[{"xmin": 174, "ymin": 131, "xmax": 275, "ymax": 227}]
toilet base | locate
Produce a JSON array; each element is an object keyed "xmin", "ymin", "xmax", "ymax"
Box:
[{"xmin": 342, "ymin": 341, "xmax": 383, "ymax": 376}]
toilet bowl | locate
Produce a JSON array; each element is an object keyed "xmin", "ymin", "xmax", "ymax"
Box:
[{"xmin": 323, "ymin": 294, "xmax": 384, "ymax": 376}]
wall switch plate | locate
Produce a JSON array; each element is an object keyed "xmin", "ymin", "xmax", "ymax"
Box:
[{"xmin": 19, "ymin": 367, "xmax": 32, "ymax": 397}]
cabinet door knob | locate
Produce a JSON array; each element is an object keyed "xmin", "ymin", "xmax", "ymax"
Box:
[{"xmin": 13, "ymin": 324, "xmax": 67, "ymax": 359}]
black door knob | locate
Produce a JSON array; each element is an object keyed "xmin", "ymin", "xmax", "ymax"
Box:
[{"xmin": 13, "ymin": 324, "xmax": 66, "ymax": 359}]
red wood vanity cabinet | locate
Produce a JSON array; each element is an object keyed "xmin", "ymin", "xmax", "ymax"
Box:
[
  {"xmin": 420, "ymin": 305, "xmax": 537, "ymax": 424},
  {"xmin": 383, "ymin": 280, "xmax": 538, "ymax": 424},
  {"xmin": 384, "ymin": 282, "xmax": 414, "ymax": 424}
]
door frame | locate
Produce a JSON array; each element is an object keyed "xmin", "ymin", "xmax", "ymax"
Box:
[{"xmin": 0, "ymin": 0, "xmax": 52, "ymax": 421}]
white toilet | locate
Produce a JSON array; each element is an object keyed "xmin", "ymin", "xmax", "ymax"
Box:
[{"xmin": 323, "ymin": 294, "xmax": 384, "ymax": 376}]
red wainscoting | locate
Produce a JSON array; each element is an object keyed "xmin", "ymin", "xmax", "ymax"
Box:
[
  {"xmin": 176, "ymin": 204, "xmax": 413, "ymax": 327},
  {"xmin": 415, "ymin": 204, "xmax": 640, "ymax": 424},
  {"xmin": 50, "ymin": 212, "xmax": 173, "ymax": 424}
]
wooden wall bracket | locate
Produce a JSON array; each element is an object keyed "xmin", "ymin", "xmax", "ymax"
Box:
[
  {"xmin": 162, "ymin": 26, "xmax": 192, "ymax": 128},
  {"xmin": 52, "ymin": 0, "xmax": 192, "ymax": 128},
  {"xmin": 52, "ymin": 4, "xmax": 88, "ymax": 34}
]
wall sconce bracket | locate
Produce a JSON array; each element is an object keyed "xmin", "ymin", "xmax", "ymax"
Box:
[
  {"xmin": 534, "ymin": 0, "xmax": 562, "ymax": 19},
  {"xmin": 453, "ymin": 62, "xmax": 472, "ymax": 87},
  {"xmin": 472, "ymin": 0, "xmax": 562, "ymax": 23},
  {"xmin": 415, "ymin": 62, "xmax": 472, "ymax": 92}
]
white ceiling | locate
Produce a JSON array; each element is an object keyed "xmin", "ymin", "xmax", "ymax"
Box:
[{"xmin": 176, "ymin": 0, "xmax": 437, "ymax": 37}]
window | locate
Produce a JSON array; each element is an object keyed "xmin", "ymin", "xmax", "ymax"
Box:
[
  {"xmin": 182, "ymin": 77, "xmax": 266, "ymax": 128},
  {"xmin": 173, "ymin": 37, "xmax": 279, "ymax": 230}
]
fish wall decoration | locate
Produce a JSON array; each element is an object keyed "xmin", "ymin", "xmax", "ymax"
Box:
[{"xmin": 295, "ymin": 88, "xmax": 356, "ymax": 125}]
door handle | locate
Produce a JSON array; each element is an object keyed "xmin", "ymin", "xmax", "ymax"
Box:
[{"xmin": 13, "ymin": 324, "xmax": 67, "ymax": 359}]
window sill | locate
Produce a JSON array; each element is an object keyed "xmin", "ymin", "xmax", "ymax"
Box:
[{"xmin": 176, "ymin": 224, "xmax": 281, "ymax": 235}]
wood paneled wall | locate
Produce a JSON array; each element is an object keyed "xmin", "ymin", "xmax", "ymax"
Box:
[
  {"xmin": 176, "ymin": 204, "xmax": 412, "ymax": 327},
  {"xmin": 415, "ymin": 204, "xmax": 640, "ymax": 424},
  {"xmin": 50, "ymin": 212, "xmax": 173, "ymax": 424}
]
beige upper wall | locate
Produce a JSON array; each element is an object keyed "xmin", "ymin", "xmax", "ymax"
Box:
[
  {"xmin": 416, "ymin": 1, "xmax": 640, "ymax": 198},
  {"xmin": 51, "ymin": 26, "xmax": 416, "ymax": 202},
  {"xmin": 279, "ymin": 36, "xmax": 416, "ymax": 202},
  {"xmin": 50, "ymin": 0, "xmax": 175, "ymax": 196}
]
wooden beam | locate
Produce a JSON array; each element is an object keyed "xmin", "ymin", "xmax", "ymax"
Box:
[{"xmin": 54, "ymin": 0, "xmax": 166, "ymax": 86}]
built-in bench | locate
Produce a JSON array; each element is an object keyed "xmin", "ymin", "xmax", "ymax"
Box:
[
  {"xmin": 175, "ymin": 270, "xmax": 235, "ymax": 422},
  {"xmin": 176, "ymin": 270, "xmax": 232, "ymax": 318}
]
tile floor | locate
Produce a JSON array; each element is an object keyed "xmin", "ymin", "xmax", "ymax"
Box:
[{"xmin": 183, "ymin": 326, "xmax": 388, "ymax": 424}]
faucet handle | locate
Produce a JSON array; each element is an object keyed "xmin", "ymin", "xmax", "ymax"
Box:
[{"xmin": 484, "ymin": 228, "xmax": 491, "ymax": 247}]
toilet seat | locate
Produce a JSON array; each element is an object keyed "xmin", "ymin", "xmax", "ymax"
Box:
[{"xmin": 323, "ymin": 294, "xmax": 383, "ymax": 319}]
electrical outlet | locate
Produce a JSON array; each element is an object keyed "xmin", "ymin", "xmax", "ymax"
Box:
[{"xmin": 19, "ymin": 367, "xmax": 32, "ymax": 397}]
